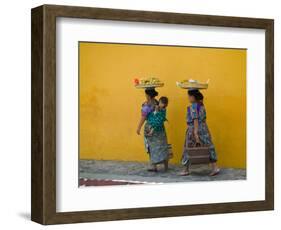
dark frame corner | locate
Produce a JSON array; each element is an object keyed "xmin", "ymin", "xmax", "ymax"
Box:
[{"xmin": 31, "ymin": 4, "xmax": 274, "ymax": 225}]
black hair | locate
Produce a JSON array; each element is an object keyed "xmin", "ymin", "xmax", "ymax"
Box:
[
  {"xmin": 145, "ymin": 88, "xmax": 159, "ymax": 98},
  {"xmin": 159, "ymin": 96, "xmax": 168, "ymax": 106},
  {"xmin": 188, "ymin": 89, "xmax": 204, "ymax": 101}
]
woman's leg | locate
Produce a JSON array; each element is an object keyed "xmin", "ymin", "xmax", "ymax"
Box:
[
  {"xmin": 147, "ymin": 163, "xmax": 157, "ymax": 172},
  {"xmin": 179, "ymin": 162, "xmax": 190, "ymax": 176},
  {"xmin": 179, "ymin": 166, "xmax": 190, "ymax": 176},
  {"xmin": 179, "ymin": 129, "xmax": 192, "ymax": 176},
  {"xmin": 163, "ymin": 159, "xmax": 169, "ymax": 172},
  {"xmin": 209, "ymin": 162, "xmax": 220, "ymax": 176},
  {"xmin": 208, "ymin": 147, "xmax": 220, "ymax": 176},
  {"xmin": 202, "ymin": 125, "xmax": 220, "ymax": 176}
]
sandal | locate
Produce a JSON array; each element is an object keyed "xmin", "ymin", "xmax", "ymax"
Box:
[
  {"xmin": 209, "ymin": 168, "xmax": 220, "ymax": 176},
  {"xmin": 147, "ymin": 168, "xmax": 158, "ymax": 172},
  {"xmin": 178, "ymin": 170, "xmax": 190, "ymax": 176}
]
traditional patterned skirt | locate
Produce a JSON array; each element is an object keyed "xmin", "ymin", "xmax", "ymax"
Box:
[
  {"xmin": 144, "ymin": 122, "xmax": 169, "ymax": 164},
  {"xmin": 182, "ymin": 122, "xmax": 217, "ymax": 166}
]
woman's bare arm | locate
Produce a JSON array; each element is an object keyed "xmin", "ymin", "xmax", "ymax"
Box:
[{"xmin": 136, "ymin": 115, "xmax": 146, "ymax": 135}]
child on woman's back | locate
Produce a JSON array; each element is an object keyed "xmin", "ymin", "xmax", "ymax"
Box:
[{"xmin": 146, "ymin": 96, "xmax": 168, "ymax": 136}]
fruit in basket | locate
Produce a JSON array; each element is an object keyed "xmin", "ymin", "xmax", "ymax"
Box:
[
  {"xmin": 176, "ymin": 79, "xmax": 209, "ymax": 89},
  {"xmin": 134, "ymin": 78, "xmax": 140, "ymax": 85},
  {"xmin": 181, "ymin": 79, "xmax": 197, "ymax": 83},
  {"xmin": 140, "ymin": 77, "xmax": 161, "ymax": 85},
  {"xmin": 134, "ymin": 77, "xmax": 164, "ymax": 88}
]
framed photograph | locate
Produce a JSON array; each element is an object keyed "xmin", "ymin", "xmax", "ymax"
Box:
[{"xmin": 31, "ymin": 4, "xmax": 274, "ymax": 225}]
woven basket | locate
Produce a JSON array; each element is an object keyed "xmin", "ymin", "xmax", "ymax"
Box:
[
  {"xmin": 176, "ymin": 79, "xmax": 209, "ymax": 90},
  {"xmin": 187, "ymin": 145, "xmax": 210, "ymax": 164},
  {"xmin": 135, "ymin": 83, "xmax": 164, "ymax": 89}
]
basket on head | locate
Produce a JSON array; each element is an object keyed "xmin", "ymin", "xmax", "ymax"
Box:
[
  {"xmin": 134, "ymin": 77, "xmax": 164, "ymax": 89},
  {"xmin": 176, "ymin": 79, "xmax": 209, "ymax": 90}
]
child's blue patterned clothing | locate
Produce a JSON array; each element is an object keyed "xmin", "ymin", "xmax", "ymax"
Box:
[{"xmin": 147, "ymin": 109, "xmax": 167, "ymax": 132}]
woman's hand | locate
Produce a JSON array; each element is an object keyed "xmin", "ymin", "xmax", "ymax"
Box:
[
  {"xmin": 137, "ymin": 115, "xmax": 146, "ymax": 135},
  {"xmin": 195, "ymin": 134, "xmax": 200, "ymax": 145},
  {"xmin": 194, "ymin": 119, "xmax": 200, "ymax": 144}
]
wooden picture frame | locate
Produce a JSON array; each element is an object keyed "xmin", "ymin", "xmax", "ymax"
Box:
[{"xmin": 31, "ymin": 4, "xmax": 274, "ymax": 225}]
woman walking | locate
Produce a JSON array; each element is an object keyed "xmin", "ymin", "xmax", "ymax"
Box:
[
  {"xmin": 136, "ymin": 87, "xmax": 170, "ymax": 172},
  {"xmin": 177, "ymin": 80, "xmax": 219, "ymax": 176}
]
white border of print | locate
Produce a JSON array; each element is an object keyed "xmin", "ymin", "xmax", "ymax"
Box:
[{"xmin": 56, "ymin": 17, "xmax": 265, "ymax": 212}]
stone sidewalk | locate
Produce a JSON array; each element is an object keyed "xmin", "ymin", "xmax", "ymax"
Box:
[{"xmin": 79, "ymin": 160, "xmax": 246, "ymax": 185}]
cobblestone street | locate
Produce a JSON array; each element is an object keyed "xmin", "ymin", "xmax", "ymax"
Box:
[{"xmin": 79, "ymin": 160, "xmax": 246, "ymax": 186}]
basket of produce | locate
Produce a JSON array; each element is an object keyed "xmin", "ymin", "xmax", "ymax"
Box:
[
  {"xmin": 176, "ymin": 79, "xmax": 209, "ymax": 90},
  {"xmin": 134, "ymin": 77, "xmax": 164, "ymax": 89}
]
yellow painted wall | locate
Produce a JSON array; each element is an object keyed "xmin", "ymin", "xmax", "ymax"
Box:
[{"xmin": 79, "ymin": 42, "xmax": 246, "ymax": 169}]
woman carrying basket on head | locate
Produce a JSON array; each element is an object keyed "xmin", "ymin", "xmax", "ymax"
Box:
[
  {"xmin": 176, "ymin": 79, "xmax": 220, "ymax": 176},
  {"xmin": 135, "ymin": 78, "xmax": 170, "ymax": 172}
]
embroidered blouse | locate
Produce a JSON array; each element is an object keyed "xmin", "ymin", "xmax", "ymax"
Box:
[
  {"xmin": 186, "ymin": 102, "xmax": 206, "ymax": 125},
  {"xmin": 141, "ymin": 100, "xmax": 158, "ymax": 117}
]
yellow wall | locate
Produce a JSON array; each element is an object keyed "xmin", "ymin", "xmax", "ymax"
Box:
[{"xmin": 79, "ymin": 42, "xmax": 246, "ymax": 169}]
